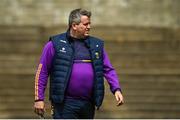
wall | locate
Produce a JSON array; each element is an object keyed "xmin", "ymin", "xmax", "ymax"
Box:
[{"xmin": 0, "ymin": 0, "xmax": 179, "ymax": 28}]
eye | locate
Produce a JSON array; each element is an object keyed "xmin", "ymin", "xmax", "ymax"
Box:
[
  {"xmin": 83, "ymin": 23, "xmax": 88, "ymax": 26},
  {"xmin": 83, "ymin": 22, "xmax": 91, "ymax": 26}
]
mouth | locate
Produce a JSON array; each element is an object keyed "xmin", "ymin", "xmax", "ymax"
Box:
[{"xmin": 86, "ymin": 29, "xmax": 90, "ymax": 32}]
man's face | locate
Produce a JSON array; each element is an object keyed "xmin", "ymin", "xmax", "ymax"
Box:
[{"xmin": 74, "ymin": 15, "xmax": 91, "ymax": 38}]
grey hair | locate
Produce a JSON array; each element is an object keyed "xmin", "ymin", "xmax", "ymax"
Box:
[{"xmin": 68, "ymin": 8, "xmax": 91, "ymax": 28}]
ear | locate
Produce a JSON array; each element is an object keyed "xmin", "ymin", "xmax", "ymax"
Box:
[{"xmin": 72, "ymin": 23, "xmax": 77, "ymax": 30}]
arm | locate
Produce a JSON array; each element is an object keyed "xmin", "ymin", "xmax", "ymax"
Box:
[
  {"xmin": 34, "ymin": 41, "xmax": 55, "ymax": 115},
  {"xmin": 103, "ymin": 48, "xmax": 124, "ymax": 106}
]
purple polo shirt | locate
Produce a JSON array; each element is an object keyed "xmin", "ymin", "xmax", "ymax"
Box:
[{"xmin": 34, "ymin": 40, "xmax": 121, "ymax": 101}]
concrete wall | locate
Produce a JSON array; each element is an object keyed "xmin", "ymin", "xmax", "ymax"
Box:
[{"xmin": 0, "ymin": 0, "xmax": 179, "ymax": 28}]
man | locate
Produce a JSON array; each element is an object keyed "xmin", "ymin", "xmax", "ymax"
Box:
[{"xmin": 34, "ymin": 8, "xmax": 124, "ymax": 119}]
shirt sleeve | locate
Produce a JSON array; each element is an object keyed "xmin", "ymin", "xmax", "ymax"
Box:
[
  {"xmin": 34, "ymin": 41, "xmax": 55, "ymax": 101},
  {"xmin": 103, "ymin": 48, "xmax": 122, "ymax": 94}
]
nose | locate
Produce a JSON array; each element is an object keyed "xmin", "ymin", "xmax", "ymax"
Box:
[{"xmin": 87, "ymin": 24, "xmax": 91, "ymax": 29}]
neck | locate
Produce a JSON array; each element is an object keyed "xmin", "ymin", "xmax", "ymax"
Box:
[
  {"xmin": 70, "ymin": 28, "xmax": 85, "ymax": 39},
  {"xmin": 70, "ymin": 29, "xmax": 77, "ymax": 38}
]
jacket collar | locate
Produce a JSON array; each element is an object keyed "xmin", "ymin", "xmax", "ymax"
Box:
[{"xmin": 65, "ymin": 30, "xmax": 91, "ymax": 49}]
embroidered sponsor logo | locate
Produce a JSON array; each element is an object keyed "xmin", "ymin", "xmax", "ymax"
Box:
[
  {"xmin": 60, "ymin": 47, "xmax": 66, "ymax": 53},
  {"xmin": 95, "ymin": 52, "xmax": 99, "ymax": 59},
  {"xmin": 60, "ymin": 39, "xmax": 67, "ymax": 43}
]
